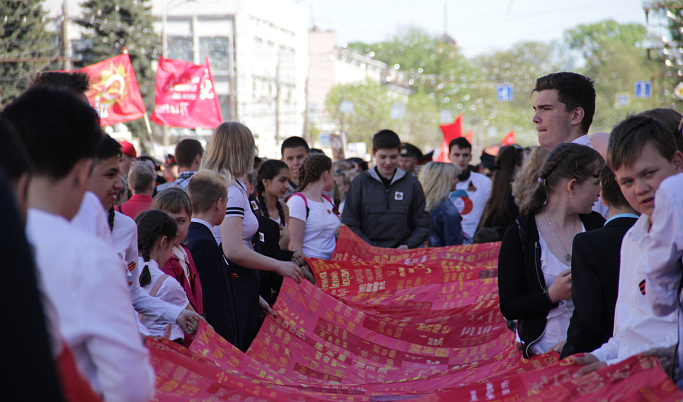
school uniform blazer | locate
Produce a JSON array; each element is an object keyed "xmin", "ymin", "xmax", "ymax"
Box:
[
  {"xmin": 560, "ymin": 216, "xmax": 638, "ymax": 359},
  {"xmin": 498, "ymin": 211, "xmax": 605, "ymax": 358},
  {"xmin": 253, "ymin": 214, "xmax": 295, "ymax": 307},
  {"xmin": 184, "ymin": 221, "xmax": 239, "ymax": 348}
]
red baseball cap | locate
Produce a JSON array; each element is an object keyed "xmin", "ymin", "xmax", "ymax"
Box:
[{"xmin": 119, "ymin": 140, "xmax": 137, "ymax": 158}]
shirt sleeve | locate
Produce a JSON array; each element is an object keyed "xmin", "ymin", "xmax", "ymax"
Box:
[
  {"xmin": 80, "ymin": 248, "xmax": 155, "ymax": 402},
  {"xmin": 645, "ymin": 176, "xmax": 683, "ymax": 316},
  {"xmin": 286, "ymin": 194, "xmax": 307, "ymax": 222},
  {"xmin": 225, "ymin": 184, "xmax": 245, "ymax": 218},
  {"xmin": 155, "ymin": 277, "xmax": 191, "ymax": 311},
  {"xmin": 591, "ymin": 336, "xmax": 620, "ymax": 364}
]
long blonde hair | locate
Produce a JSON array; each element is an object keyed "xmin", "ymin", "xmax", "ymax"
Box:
[
  {"xmin": 200, "ymin": 122, "xmax": 255, "ymax": 183},
  {"xmin": 418, "ymin": 162, "xmax": 461, "ymax": 212}
]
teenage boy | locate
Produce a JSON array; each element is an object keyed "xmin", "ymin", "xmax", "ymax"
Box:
[
  {"xmin": 158, "ymin": 138, "xmax": 204, "ymax": 191},
  {"xmin": 342, "ymin": 130, "xmax": 431, "ymax": 249},
  {"xmin": 573, "ymin": 115, "xmax": 683, "ymax": 383},
  {"xmin": 73, "ymin": 135, "xmax": 200, "ymax": 337},
  {"xmin": 531, "ymin": 72, "xmax": 596, "ymax": 150},
  {"xmin": 281, "ymin": 136, "xmax": 309, "ymax": 199},
  {"xmin": 448, "ymin": 137, "xmax": 492, "ymax": 243},
  {"xmin": 560, "ymin": 165, "xmax": 639, "ymax": 359},
  {"xmin": 185, "ymin": 171, "xmax": 240, "ymax": 347},
  {"xmin": 4, "ymin": 87, "xmax": 155, "ymax": 401}
]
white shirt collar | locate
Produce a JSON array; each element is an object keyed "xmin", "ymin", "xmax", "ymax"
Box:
[{"xmin": 572, "ymin": 134, "xmax": 591, "ymax": 146}]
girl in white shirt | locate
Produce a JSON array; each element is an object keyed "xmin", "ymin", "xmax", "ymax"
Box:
[
  {"xmin": 136, "ymin": 209, "xmax": 193, "ymax": 343},
  {"xmin": 287, "ymin": 154, "xmax": 341, "ymax": 261},
  {"xmin": 256, "ymin": 159, "xmax": 291, "ymax": 250}
]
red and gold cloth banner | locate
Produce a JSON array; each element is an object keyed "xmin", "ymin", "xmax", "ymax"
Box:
[
  {"xmin": 79, "ymin": 52, "xmax": 146, "ymax": 126},
  {"xmin": 147, "ymin": 227, "xmax": 683, "ymax": 401},
  {"xmin": 150, "ymin": 57, "xmax": 223, "ymax": 129}
]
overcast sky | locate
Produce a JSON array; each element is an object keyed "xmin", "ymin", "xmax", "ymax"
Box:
[{"xmin": 298, "ymin": 0, "xmax": 654, "ymax": 57}]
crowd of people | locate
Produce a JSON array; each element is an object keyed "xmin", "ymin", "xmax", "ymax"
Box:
[{"xmin": 4, "ymin": 68, "xmax": 683, "ymax": 400}]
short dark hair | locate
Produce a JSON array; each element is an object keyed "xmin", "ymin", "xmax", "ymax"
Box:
[
  {"xmin": 607, "ymin": 115, "xmax": 677, "ymax": 172},
  {"xmin": 448, "ymin": 137, "xmax": 472, "ymax": 153},
  {"xmin": 2, "ymin": 87, "xmax": 101, "ymax": 180},
  {"xmin": 637, "ymin": 108, "xmax": 683, "ymax": 153},
  {"xmin": 599, "ymin": 165, "xmax": 629, "ymax": 209},
  {"xmin": 281, "ymin": 136, "xmax": 309, "ymax": 157},
  {"xmin": 533, "ymin": 72, "xmax": 596, "ymax": 134},
  {"xmin": 30, "ymin": 71, "xmax": 90, "ymax": 94},
  {"xmin": 371, "ymin": 129, "xmax": 401, "ymax": 152},
  {"xmin": 96, "ymin": 134, "xmax": 122, "ymax": 162},
  {"xmin": 0, "ymin": 119, "xmax": 33, "ymax": 181},
  {"xmin": 174, "ymin": 139, "xmax": 203, "ymax": 168}
]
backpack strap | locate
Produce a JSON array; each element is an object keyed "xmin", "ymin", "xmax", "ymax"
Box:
[
  {"xmin": 116, "ymin": 204, "xmax": 123, "ymax": 213},
  {"xmin": 289, "ymin": 192, "xmax": 310, "ymax": 219},
  {"xmin": 149, "ymin": 274, "xmax": 170, "ymax": 297}
]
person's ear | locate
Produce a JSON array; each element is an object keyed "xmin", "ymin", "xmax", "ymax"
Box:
[
  {"xmin": 571, "ymin": 107, "xmax": 585, "ymax": 127},
  {"xmin": 159, "ymin": 235, "xmax": 169, "ymax": 250},
  {"xmin": 74, "ymin": 158, "xmax": 93, "ymax": 190},
  {"xmin": 566, "ymin": 178, "xmax": 577, "ymax": 199},
  {"xmin": 672, "ymin": 151, "xmax": 683, "ymax": 173}
]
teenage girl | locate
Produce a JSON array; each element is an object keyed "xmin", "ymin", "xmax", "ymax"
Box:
[
  {"xmin": 256, "ymin": 160, "xmax": 291, "ymax": 250},
  {"xmin": 287, "ymin": 154, "xmax": 341, "ymax": 260}
]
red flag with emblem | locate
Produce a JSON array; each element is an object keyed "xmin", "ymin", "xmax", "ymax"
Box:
[
  {"xmin": 150, "ymin": 57, "xmax": 222, "ymax": 129},
  {"xmin": 435, "ymin": 114, "xmax": 463, "ymax": 162},
  {"xmin": 79, "ymin": 51, "xmax": 146, "ymax": 126}
]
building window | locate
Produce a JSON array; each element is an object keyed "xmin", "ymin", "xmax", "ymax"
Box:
[
  {"xmin": 199, "ymin": 37, "xmax": 229, "ymax": 74},
  {"xmin": 168, "ymin": 37, "xmax": 193, "ymax": 62}
]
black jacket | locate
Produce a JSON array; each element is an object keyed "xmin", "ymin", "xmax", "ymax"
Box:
[
  {"xmin": 498, "ymin": 211, "xmax": 605, "ymax": 358},
  {"xmin": 560, "ymin": 216, "xmax": 638, "ymax": 359},
  {"xmin": 184, "ymin": 222, "xmax": 240, "ymax": 348},
  {"xmin": 341, "ymin": 167, "xmax": 431, "ymax": 248}
]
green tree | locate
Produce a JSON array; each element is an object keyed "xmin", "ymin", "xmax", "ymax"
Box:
[
  {"xmin": 643, "ymin": 1, "xmax": 683, "ymax": 108},
  {"xmin": 76, "ymin": 0, "xmax": 160, "ymax": 133},
  {"xmin": 564, "ymin": 19, "xmax": 660, "ymax": 131},
  {"xmin": 325, "ymin": 80, "xmax": 394, "ymax": 144},
  {"xmin": 0, "ymin": 0, "xmax": 58, "ymax": 105}
]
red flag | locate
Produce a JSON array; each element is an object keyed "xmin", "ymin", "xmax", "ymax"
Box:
[
  {"xmin": 150, "ymin": 57, "xmax": 222, "ymax": 129},
  {"xmin": 79, "ymin": 52, "xmax": 146, "ymax": 126},
  {"xmin": 464, "ymin": 130, "xmax": 473, "ymax": 144},
  {"xmin": 435, "ymin": 115, "xmax": 463, "ymax": 162},
  {"xmin": 501, "ymin": 130, "xmax": 515, "ymax": 145}
]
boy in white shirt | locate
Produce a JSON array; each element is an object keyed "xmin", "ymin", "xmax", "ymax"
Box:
[
  {"xmin": 4, "ymin": 87, "xmax": 155, "ymax": 402},
  {"xmin": 573, "ymin": 115, "xmax": 683, "ymax": 384}
]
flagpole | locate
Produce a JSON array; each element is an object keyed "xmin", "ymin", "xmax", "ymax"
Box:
[{"xmin": 143, "ymin": 112, "xmax": 156, "ymax": 156}]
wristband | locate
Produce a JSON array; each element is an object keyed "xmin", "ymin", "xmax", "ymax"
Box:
[{"xmin": 543, "ymin": 286, "xmax": 553, "ymax": 303}]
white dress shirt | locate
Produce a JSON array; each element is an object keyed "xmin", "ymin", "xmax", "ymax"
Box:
[
  {"xmin": 27, "ymin": 208, "xmax": 155, "ymax": 402},
  {"xmin": 591, "ymin": 214, "xmax": 681, "ymax": 366},
  {"xmin": 71, "ymin": 191, "xmax": 113, "ymax": 245},
  {"xmin": 645, "ymin": 173, "xmax": 683, "ymax": 316}
]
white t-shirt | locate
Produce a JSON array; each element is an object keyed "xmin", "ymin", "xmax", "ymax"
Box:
[
  {"xmin": 138, "ymin": 258, "xmax": 189, "ymax": 341},
  {"xmin": 287, "ymin": 194, "xmax": 340, "ymax": 260},
  {"xmin": 450, "ymin": 171, "xmax": 492, "ymax": 242},
  {"xmin": 27, "ymin": 208, "xmax": 154, "ymax": 402},
  {"xmin": 213, "ymin": 179, "xmax": 259, "ymax": 248}
]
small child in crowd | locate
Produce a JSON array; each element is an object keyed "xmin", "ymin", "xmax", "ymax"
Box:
[
  {"xmin": 136, "ymin": 210, "xmax": 194, "ymax": 344},
  {"xmin": 152, "ymin": 189, "xmax": 204, "ymax": 319},
  {"xmin": 185, "ymin": 171, "xmax": 240, "ymax": 348}
]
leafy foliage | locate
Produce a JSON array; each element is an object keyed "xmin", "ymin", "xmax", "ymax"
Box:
[{"xmin": 0, "ymin": 0, "xmax": 58, "ymax": 105}]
